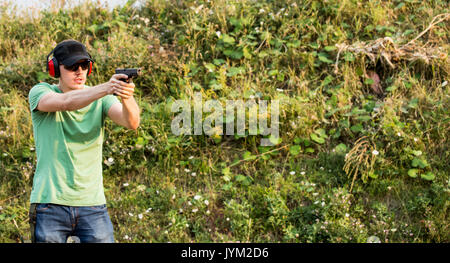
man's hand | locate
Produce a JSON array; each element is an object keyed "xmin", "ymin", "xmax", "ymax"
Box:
[{"xmin": 107, "ymin": 74, "xmax": 136, "ymax": 99}]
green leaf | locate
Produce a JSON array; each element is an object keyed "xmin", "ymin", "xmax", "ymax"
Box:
[
  {"xmin": 310, "ymin": 133, "xmax": 325, "ymax": 144},
  {"xmin": 386, "ymin": 85, "xmax": 397, "ymax": 92},
  {"xmin": 324, "ymin": 46, "xmax": 337, "ymax": 52},
  {"xmin": 412, "ymin": 158, "xmax": 428, "ymax": 168},
  {"xmin": 223, "ymin": 49, "xmax": 243, "ymax": 59},
  {"xmin": 314, "ymin": 128, "xmax": 327, "ymax": 138},
  {"xmin": 335, "ymin": 143, "xmax": 347, "ymax": 153},
  {"xmin": 408, "ymin": 169, "xmax": 419, "ymax": 178},
  {"xmin": 226, "ymin": 67, "xmax": 245, "ymax": 77},
  {"xmin": 269, "ymin": 135, "xmax": 282, "ymax": 145},
  {"xmin": 420, "ymin": 172, "xmax": 435, "ymax": 181},
  {"xmin": 243, "ymin": 46, "xmax": 252, "ymax": 59},
  {"xmin": 289, "ymin": 145, "xmax": 301, "ymax": 156},
  {"xmin": 309, "ymin": 43, "xmax": 319, "ymax": 49},
  {"xmin": 318, "ymin": 54, "xmax": 334, "ymax": 64},
  {"xmin": 357, "ymin": 115, "xmax": 372, "ymax": 122},
  {"xmin": 287, "ymin": 40, "xmax": 301, "ymax": 48},
  {"xmin": 364, "ymin": 78, "xmax": 375, "ymax": 85},
  {"xmin": 221, "ymin": 34, "xmax": 235, "ymax": 45},
  {"xmin": 305, "ymin": 147, "xmax": 315, "ymax": 153},
  {"xmin": 368, "ymin": 171, "xmax": 378, "ymax": 179},
  {"xmin": 213, "ymin": 59, "xmax": 225, "ymax": 65},
  {"xmin": 243, "ymin": 151, "xmax": 256, "ymax": 161},
  {"xmin": 412, "ymin": 150, "xmax": 422, "ymax": 156},
  {"xmin": 350, "ymin": 124, "xmax": 363, "ymax": 133}
]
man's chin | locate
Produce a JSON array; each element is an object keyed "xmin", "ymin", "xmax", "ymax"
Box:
[{"xmin": 71, "ymin": 83, "xmax": 85, "ymax": 89}]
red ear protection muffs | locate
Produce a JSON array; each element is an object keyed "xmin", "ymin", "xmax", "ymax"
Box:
[
  {"xmin": 46, "ymin": 50, "xmax": 60, "ymax": 78},
  {"xmin": 46, "ymin": 50, "xmax": 94, "ymax": 78}
]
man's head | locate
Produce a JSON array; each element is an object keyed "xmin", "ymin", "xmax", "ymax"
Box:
[{"xmin": 47, "ymin": 39, "xmax": 94, "ymax": 90}]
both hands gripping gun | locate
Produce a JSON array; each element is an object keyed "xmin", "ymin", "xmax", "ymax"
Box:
[
  {"xmin": 115, "ymin": 68, "xmax": 141, "ymax": 83},
  {"xmin": 113, "ymin": 68, "xmax": 141, "ymax": 96}
]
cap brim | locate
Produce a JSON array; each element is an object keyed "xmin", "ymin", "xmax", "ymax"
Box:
[{"xmin": 61, "ymin": 54, "xmax": 92, "ymax": 66}]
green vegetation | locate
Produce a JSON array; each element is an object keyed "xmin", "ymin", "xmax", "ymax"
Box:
[{"xmin": 0, "ymin": 0, "xmax": 448, "ymax": 243}]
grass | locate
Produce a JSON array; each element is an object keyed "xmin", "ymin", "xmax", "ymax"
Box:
[{"xmin": 0, "ymin": 0, "xmax": 449, "ymax": 243}]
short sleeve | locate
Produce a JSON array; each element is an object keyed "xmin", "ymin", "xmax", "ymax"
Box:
[
  {"xmin": 29, "ymin": 83, "xmax": 54, "ymax": 112},
  {"xmin": 102, "ymin": 94, "xmax": 120, "ymax": 118}
]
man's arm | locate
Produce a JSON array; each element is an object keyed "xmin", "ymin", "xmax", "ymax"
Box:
[
  {"xmin": 36, "ymin": 83, "xmax": 111, "ymax": 112},
  {"xmin": 107, "ymin": 97, "xmax": 140, "ymax": 130},
  {"xmin": 35, "ymin": 74, "xmax": 127, "ymax": 112}
]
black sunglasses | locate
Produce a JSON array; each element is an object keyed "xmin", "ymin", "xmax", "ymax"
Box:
[{"xmin": 63, "ymin": 60, "xmax": 91, "ymax": 71}]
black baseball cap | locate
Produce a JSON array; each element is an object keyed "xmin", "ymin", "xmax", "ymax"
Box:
[{"xmin": 53, "ymin": 40, "xmax": 94, "ymax": 66}]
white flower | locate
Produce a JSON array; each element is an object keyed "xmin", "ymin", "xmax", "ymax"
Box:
[
  {"xmin": 290, "ymin": 171, "xmax": 296, "ymax": 175},
  {"xmin": 138, "ymin": 214, "xmax": 143, "ymax": 219},
  {"xmin": 184, "ymin": 168, "xmax": 191, "ymax": 173},
  {"xmin": 397, "ymin": 132, "xmax": 402, "ymax": 137},
  {"xmin": 123, "ymin": 183, "xmax": 129, "ymax": 187},
  {"xmin": 321, "ymin": 202, "xmax": 325, "ymax": 207},
  {"xmin": 259, "ymin": 8, "xmax": 265, "ymax": 14},
  {"xmin": 128, "ymin": 212, "xmax": 134, "ymax": 217},
  {"xmin": 301, "ymin": 171, "xmax": 306, "ymax": 175},
  {"xmin": 226, "ymin": 217, "xmax": 230, "ymax": 221},
  {"xmin": 372, "ymin": 150, "xmax": 379, "ymax": 156},
  {"xmin": 145, "ymin": 208, "xmax": 152, "ymax": 213},
  {"xmin": 206, "ymin": 210, "xmax": 210, "ymax": 215},
  {"xmin": 215, "ymin": 31, "xmax": 221, "ymax": 38},
  {"xmin": 192, "ymin": 208, "xmax": 198, "ymax": 213},
  {"xmin": 172, "ymin": 194, "xmax": 176, "ymax": 200},
  {"xmin": 124, "ymin": 235, "xmax": 129, "ymax": 240},
  {"xmin": 414, "ymin": 138, "xmax": 418, "ymax": 142},
  {"xmin": 189, "ymin": 156, "xmax": 194, "ymax": 160},
  {"xmin": 442, "ymin": 81, "xmax": 448, "ymax": 87},
  {"xmin": 204, "ymin": 200, "xmax": 209, "ymax": 205},
  {"xmin": 105, "ymin": 157, "xmax": 114, "ymax": 166},
  {"xmin": 194, "ymin": 195, "xmax": 201, "ymax": 200},
  {"xmin": 191, "ymin": 172, "xmax": 197, "ymax": 177},
  {"xmin": 345, "ymin": 213, "xmax": 350, "ymax": 217},
  {"xmin": 276, "ymin": 88, "xmax": 284, "ymax": 92}
]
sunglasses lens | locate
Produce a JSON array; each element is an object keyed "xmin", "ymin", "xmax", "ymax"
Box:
[{"xmin": 64, "ymin": 61, "xmax": 90, "ymax": 71}]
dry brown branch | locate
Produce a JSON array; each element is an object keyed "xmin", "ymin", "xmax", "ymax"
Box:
[
  {"xmin": 334, "ymin": 13, "xmax": 449, "ymax": 74},
  {"xmin": 343, "ymin": 136, "xmax": 377, "ymax": 192}
]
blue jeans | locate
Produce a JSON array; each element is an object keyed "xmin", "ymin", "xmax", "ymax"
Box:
[{"xmin": 32, "ymin": 203, "xmax": 115, "ymax": 243}]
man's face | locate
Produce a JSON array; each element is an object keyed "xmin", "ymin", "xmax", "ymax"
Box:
[{"xmin": 59, "ymin": 59, "xmax": 89, "ymax": 90}]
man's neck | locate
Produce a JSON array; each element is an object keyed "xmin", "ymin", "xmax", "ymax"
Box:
[{"xmin": 58, "ymin": 83, "xmax": 83, "ymax": 93}]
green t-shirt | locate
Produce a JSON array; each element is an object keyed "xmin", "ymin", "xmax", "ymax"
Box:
[{"xmin": 28, "ymin": 83, "xmax": 119, "ymax": 206}]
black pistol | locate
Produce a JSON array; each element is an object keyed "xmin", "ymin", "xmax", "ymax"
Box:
[{"xmin": 115, "ymin": 68, "xmax": 141, "ymax": 83}]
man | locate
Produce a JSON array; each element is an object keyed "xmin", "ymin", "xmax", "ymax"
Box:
[{"xmin": 28, "ymin": 39, "xmax": 140, "ymax": 243}]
